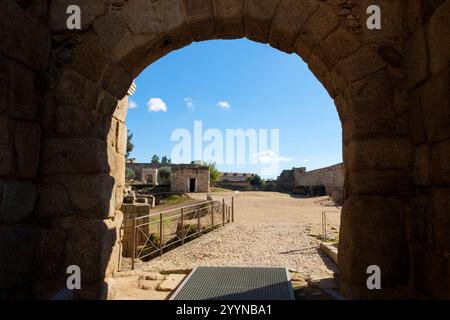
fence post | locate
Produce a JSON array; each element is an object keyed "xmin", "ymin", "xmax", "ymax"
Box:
[
  {"xmin": 211, "ymin": 202, "xmax": 214, "ymax": 229},
  {"xmin": 131, "ymin": 218, "xmax": 136, "ymax": 270},
  {"xmin": 159, "ymin": 211, "xmax": 163, "ymax": 256},
  {"xmin": 181, "ymin": 207, "xmax": 185, "ymax": 246},
  {"xmin": 231, "ymin": 196, "xmax": 234, "ymax": 222},
  {"xmin": 222, "ymin": 201, "xmax": 226, "ymax": 227},
  {"xmin": 197, "ymin": 204, "xmax": 201, "ymax": 236}
]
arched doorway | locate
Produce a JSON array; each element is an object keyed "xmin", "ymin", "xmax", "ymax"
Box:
[{"xmin": 1, "ymin": 0, "xmax": 449, "ymax": 300}]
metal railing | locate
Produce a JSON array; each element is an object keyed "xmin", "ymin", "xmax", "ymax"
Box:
[
  {"xmin": 321, "ymin": 210, "xmax": 340, "ymax": 241},
  {"xmin": 130, "ymin": 197, "xmax": 234, "ymax": 269}
]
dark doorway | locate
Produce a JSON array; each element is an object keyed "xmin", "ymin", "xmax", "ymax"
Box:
[{"xmin": 189, "ymin": 178, "xmax": 196, "ymax": 193}]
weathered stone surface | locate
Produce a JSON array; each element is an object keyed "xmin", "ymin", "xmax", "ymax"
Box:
[
  {"xmin": 0, "ymin": 0, "xmax": 50, "ymax": 72},
  {"xmin": 245, "ymin": 0, "xmax": 280, "ymax": 43},
  {"xmin": 156, "ymin": 274, "xmax": 186, "ymax": 291},
  {"xmin": 0, "ymin": 180, "xmax": 37, "ymax": 224},
  {"xmin": 55, "ymin": 104, "xmax": 110, "ymax": 138},
  {"xmin": 7, "ymin": 60, "xmax": 36, "ymax": 120},
  {"xmin": 415, "ymin": 144, "xmax": 432, "ymax": 186},
  {"xmin": 14, "ymin": 121, "xmax": 41, "ymax": 178},
  {"xmin": 348, "ymin": 170, "xmax": 412, "ymax": 195},
  {"xmin": 49, "ymin": 0, "xmax": 107, "ymax": 31},
  {"xmin": 404, "ymin": 27, "xmax": 428, "ymax": 90},
  {"xmin": 68, "ymin": 33, "xmax": 111, "ymax": 83},
  {"xmin": 108, "ymin": 145, "xmax": 126, "ymax": 187},
  {"xmin": 294, "ymin": 32, "xmax": 317, "ymax": 61},
  {"xmin": 94, "ymin": 11, "xmax": 128, "ymax": 54},
  {"xmin": 113, "ymin": 96, "xmax": 128, "ymax": 123},
  {"xmin": 432, "ymin": 139, "xmax": 450, "ymax": 185},
  {"xmin": 428, "ymin": 1, "xmax": 450, "ymax": 74},
  {"xmin": 36, "ymin": 184, "xmax": 73, "ymax": 219},
  {"xmin": 182, "ymin": 0, "xmax": 216, "ymax": 41},
  {"xmin": 408, "ymin": 195, "xmax": 433, "ymax": 242},
  {"xmin": 413, "ymin": 244, "xmax": 449, "ymax": 298},
  {"xmin": 0, "ymin": 225, "xmax": 43, "ymax": 290},
  {"xmin": 23, "ymin": 0, "xmax": 50, "ymax": 25},
  {"xmin": 0, "ymin": 61, "xmax": 6, "ymax": 113},
  {"xmin": 335, "ymin": 46, "xmax": 386, "ymax": 83},
  {"xmin": 124, "ymin": 0, "xmax": 164, "ymax": 35},
  {"xmin": 406, "ymin": 0, "xmax": 424, "ymax": 34},
  {"xmin": 115, "ymin": 187, "xmax": 125, "ymax": 210},
  {"xmin": 56, "ymin": 69, "xmax": 103, "ymax": 111},
  {"xmin": 409, "ymin": 88, "xmax": 427, "ymax": 145},
  {"xmin": 116, "ymin": 121, "xmax": 128, "ymax": 156},
  {"xmin": 431, "ymin": 187, "xmax": 450, "ymax": 251},
  {"xmin": 359, "ymin": 0, "xmax": 404, "ymax": 45},
  {"xmin": 40, "ymin": 229, "xmax": 68, "ymax": 279},
  {"xmin": 64, "ymin": 218, "xmax": 118, "ymax": 282},
  {"xmin": 0, "ymin": 115, "xmax": 12, "ymax": 176},
  {"xmin": 339, "ymin": 195, "xmax": 409, "ymax": 287},
  {"xmin": 304, "ymin": 3, "xmax": 339, "ymax": 42},
  {"xmin": 42, "ymin": 138, "xmax": 108, "ymax": 175},
  {"xmin": 420, "ymin": 70, "xmax": 450, "ymax": 143},
  {"xmin": 344, "ymin": 138, "xmax": 413, "ymax": 170},
  {"xmin": 269, "ymin": 0, "xmax": 318, "ymax": 53},
  {"xmin": 74, "ymin": 277, "xmax": 116, "ymax": 300},
  {"xmin": 323, "ymin": 27, "xmax": 363, "ymax": 65},
  {"xmin": 102, "ymin": 64, "xmax": 133, "ymax": 100},
  {"xmin": 214, "ymin": 0, "xmax": 245, "ymax": 39},
  {"xmin": 2, "ymin": 0, "xmax": 448, "ymax": 301},
  {"xmin": 43, "ymin": 174, "xmax": 115, "ymax": 219}
]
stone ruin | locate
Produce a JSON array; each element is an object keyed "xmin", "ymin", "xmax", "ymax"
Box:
[{"xmin": 0, "ymin": 0, "xmax": 449, "ymax": 299}]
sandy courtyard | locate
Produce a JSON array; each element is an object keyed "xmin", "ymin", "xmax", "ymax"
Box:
[{"xmin": 115, "ymin": 192, "xmax": 341, "ymax": 300}]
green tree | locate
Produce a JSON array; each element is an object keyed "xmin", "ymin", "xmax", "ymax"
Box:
[
  {"xmin": 249, "ymin": 174, "xmax": 263, "ymax": 187},
  {"xmin": 125, "ymin": 167, "xmax": 136, "ymax": 180},
  {"xmin": 158, "ymin": 167, "xmax": 171, "ymax": 185},
  {"xmin": 126, "ymin": 131, "xmax": 134, "ymax": 158},
  {"xmin": 161, "ymin": 155, "xmax": 171, "ymax": 164},
  {"xmin": 208, "ymin": 162, "xmax": 220, "ymax": 186},
  {"xmin": 151, "ymin": 154, "xmax": 160, "ymax": 164}
]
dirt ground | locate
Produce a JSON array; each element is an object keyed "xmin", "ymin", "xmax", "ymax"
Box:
[
  {"xmin": 115, "ymin": 191, "xmax": 341, "ymax": 300},
  {"xmin": 192, "ymin": 191, "xmax": 341, "ymax": 238}
]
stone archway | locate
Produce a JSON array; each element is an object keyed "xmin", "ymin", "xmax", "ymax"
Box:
[{"xmin": 1, "ymin": 0, "xmax": 449, "ymax": 299}]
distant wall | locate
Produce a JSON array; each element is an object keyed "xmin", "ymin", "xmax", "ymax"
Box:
[{"xmin": 294, "ymin": 163, "xmax": 345, "ymax": 203}]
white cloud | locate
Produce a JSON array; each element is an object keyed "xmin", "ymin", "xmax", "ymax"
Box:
[
  {"xmin": 255, "ymin": 150, "xmax": 292, "ymax": 164},
  {"xmin": 147, "ymin": 98, "xmax": 167, "ymax": 112},
  {"xmin": 184, "ymin": 97, "xmax": 194, "ymax": 109},
  {"xmin": 302, "ymin": 159, "xmax": 310, "ymax": 163},
  {"xmin": 217, "ymin": 101, "xmax": 231, "ymax": 109},
  {"xmin": 128, "ymin": 99, "xmax": 138, "ymax": 109}
]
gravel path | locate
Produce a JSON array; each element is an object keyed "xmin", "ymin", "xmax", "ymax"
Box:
[{"xmin": 133, "ymin": 222, "xmax": 337, "ymax": 277}]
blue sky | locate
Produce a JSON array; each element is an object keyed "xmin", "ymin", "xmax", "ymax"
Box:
[{"xmin": 126, "ymin": 39, "xmax": 342, "ymax": 179}]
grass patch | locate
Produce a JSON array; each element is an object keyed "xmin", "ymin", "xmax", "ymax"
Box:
[
  {"xmin": 210, "ymin": 187, "xmax": 233, "ymax": 193},
  {"xmin": 158, "ymin": 194, "xmax": 191, "ymax": 206}
]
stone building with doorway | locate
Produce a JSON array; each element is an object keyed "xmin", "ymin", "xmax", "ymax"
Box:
[
  {"xmin": 171, "ymin": 165, "xmax": 210, "ymax": 193},
  {"xmin": 126, "ymin": 163, "xmax": 210, "ymax": 192},
  {"xmin": 141, "ymin": 167, "xmax": 158, "ymax": 185}
]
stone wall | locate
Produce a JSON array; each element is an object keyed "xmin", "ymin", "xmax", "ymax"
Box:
[
  {"xmin": 171, "ymin": 166, "xmax": 210, "ymax": 193},
  {"xmin": 294, "ymin": 163, "xmax": 345, "ymax": 202},
  {"xmin": 120, "ymin": 203, "xmax": 151, "ymax": 258},
  {"xmin": 0, "ymin": 0, "xmax": 449, "ymax": 300}
]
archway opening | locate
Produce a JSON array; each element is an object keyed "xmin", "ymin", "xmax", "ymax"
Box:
[
  {"xmin": 118, "ymin": 38, "xmax": 343, "ymax": 299},
  {"xmin": 6, "ymin": 0, "xmax": 429, "ymax": 300}
]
